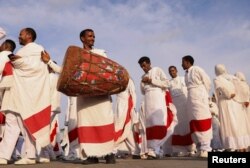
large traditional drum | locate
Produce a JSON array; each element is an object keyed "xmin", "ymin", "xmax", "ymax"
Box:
[{"xmin": 57, "ymin": 46, "xmax": 129, "ymax": 97}]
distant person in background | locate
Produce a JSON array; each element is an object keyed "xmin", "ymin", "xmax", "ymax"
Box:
[
  {"xmin": 209, "ymin": 94, "xmax": 223, "ymax": 152},
  {"xmin": 234, "ymin": 71, "xmax": 250, "ymax": 152},
  {"xmin": 182, "ymin": 55, "xmax": 212, "ymax": 158},
  {"xmin": 168, "ymin": 65, "xmax": 195, "ymax": 157},
  {"xmin": 214, "ymin": 64, "xmax": 250, "ymax": 152}
]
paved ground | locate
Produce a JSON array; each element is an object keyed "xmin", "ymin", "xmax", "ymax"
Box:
[{"xmin": 1, "ymin": 157, "xmax": 207, "ymax": 168}]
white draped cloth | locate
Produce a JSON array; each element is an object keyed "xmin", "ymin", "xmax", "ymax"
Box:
[
  {"xmin": 0, "ymin": 50, "xmax": 13, "ymax": 142},
  {"xmin": 1, "ymin": 42, "xmax": 51, "ymax": 147},
  {"xmin": 141, "ymin": 67, "xmax": 176, "ymax": 156},
  {"xmin": 185, "ymin": 66, "xmax": 212, "ymax": 149},
  {"xmin": 77, "ymin": 48, "xmax": 115, "ymax": 157},
  {"xmin": 114, "ymin": 78, "xmax": 137, "ymax": 144},
  {"xmin": 66, "ymin": 97, "xmax": 79, "ymax": 154},
  {"xmin": 214, "ymin": 64, "xmax": 250, "ymax": 149},
  {"xmin": 0, "ymin": 51, "xmax": 14, "ymax": 97},
  {"xmin": 114, "ymin": 78, "xmax": 140, "ymax": 155},
  {"xmin": 49, "ymin": 73, "xmax": 61, "ymax": 114},
  {"xmin": 137, "ymin": 101, "xmax": 148, "ymax": 155}
]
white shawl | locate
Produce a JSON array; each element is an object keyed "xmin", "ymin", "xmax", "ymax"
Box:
[{"xmin": 1, "ymin": 42, "xmax": 51, "ymax": 147}]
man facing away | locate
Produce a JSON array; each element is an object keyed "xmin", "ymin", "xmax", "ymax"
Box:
[
  {"xmin": 181, "ymin": 55, "xmax": 212, "ymax": 158},
  {"xmin": 41, "ymin": 29, "xmax": 116, "ymax": 164}
]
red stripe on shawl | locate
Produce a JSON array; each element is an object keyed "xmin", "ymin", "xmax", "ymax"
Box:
[
  {"xmin": 2, "ymin": 62, "xmax": 13, "ymax": 76},
  {"xmin": 172, "ymin": 134, "xmax": 193, "ymax": 146},
  {"xmin": 68, "ymin": 127, "xmax": 78, "ymax": 143},
  {"xmin": 165, "ymin": 90, "xmax": 173, "ymax": 105},
  {"xmin": 23, "ymin": 106, "xmax": 51, "ymax": 135},
  {"xmin": 190, "ymin": 118, "xmax": 212, "ymax": 133},
  {"xmin": 50, "ymin": 121, "xmax": 58, "ymax": 142},
  {"xmin": 0, "ymin": 113, "xmax": 5, "ymax": 124},
  {"xmin": 114, "ymin": 95, "xmax": 133, "ymax": 141},
  {"xmin": 146, "ymin": 92, "xmax": 174, "ymax": 140},
  {"xmin": 172, "ymin": 118, "xmax": 212, "ymax": 146},
  {"xmin": 78, "ymin": 123, "xmax": 115, "ymax": 143}
]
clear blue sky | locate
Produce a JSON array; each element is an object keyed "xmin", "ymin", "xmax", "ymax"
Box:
[{"xmin": 1, "ymin": 0, "xmax": 250, "ymax": 127}]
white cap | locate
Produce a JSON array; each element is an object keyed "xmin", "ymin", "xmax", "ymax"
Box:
[{"xmin": 0, "ymin": 27, "xmax": 6, "ymax": 40}]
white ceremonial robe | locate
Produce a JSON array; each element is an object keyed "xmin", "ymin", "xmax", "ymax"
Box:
[
  {"xmin": 114, "ymin": 79, "xmax": 136, "ymax": 143},
  {"xmin": 214, "ymin": 74, "xmax": 250, "ymax": 149},
  {"xmin": 77, "ymin": 48, "xmax": 115, "ymax": 157},
  {"xmin": 233, "ymin": 75, "xmax": 250, "ymax": 142},
  {"xmin": 185, "ymin": 66, "xmax": 212, "ymax": 151},
  {"xmin": 168, "ymin": 76, "xmax": 193, "ymax": 153},
  {"xmin": 0, "ymin": 50, "xmax": 13, "ymax": 140},
  {"xmin": 141, "ymin": 67, "xmax": 176, "ymax": 156},
  {"xmin": 66, "ymin": 96, "xmax": 80, "ymax": 157},
  {"xmin": 136, "ymin": 100, "xmax": 148, "ymax": 156},
  {"xmin": 1, "ymin": 42, "xmax": 51, "ymax": 147},
  {"xmin": 114, "ymin": 79, "xmax": 140, "ymax": 155},
  {"xmin": 49, "ymin": 73, "xmax": 61, "ymax": 115}
]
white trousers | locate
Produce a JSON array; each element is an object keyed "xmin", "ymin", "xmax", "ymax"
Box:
[
  {"xmin": 124, "ymin": 131, "xmax": 140, "ymax": 155},
  {"xmin": 0, "ymin": 112, "xmax": 36, "ymax": 160}
]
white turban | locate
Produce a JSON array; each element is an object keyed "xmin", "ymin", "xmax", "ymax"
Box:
[
  {"xmin": 0, "ymin": 27, "xmax": 6, "ymax": 40},
  {"xmin": 235, "ymin": 72, "xmax": 246, "ymax": 82},
  {"xmin": 215, "ymin": 64, "xmax": 227, "ymax": 76}
]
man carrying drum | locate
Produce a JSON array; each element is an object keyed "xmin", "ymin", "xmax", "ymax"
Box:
[{"xmin": 41, "ymin": 29, "xmax": 116, "ymax": 164}]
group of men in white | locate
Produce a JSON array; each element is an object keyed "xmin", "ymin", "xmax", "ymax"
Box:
[{"xmin": 0, "ymin": 26, "xmax": 250, "ymax": 165}]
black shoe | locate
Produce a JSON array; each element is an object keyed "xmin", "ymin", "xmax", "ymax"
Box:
[
  {"xmin": 105, "ymin": 153, "xmax": 116, "ymax": 164},
  {"xmin": 147, "ymin": 155, "xmax": 157, "ymax": 160},
  {"xmin": 82, "ymin": 157, "xmax": 99, "ymax": 165},
  {"xmin": 132, "ymin": 155, "xmax": 141, "ymax": 159}
]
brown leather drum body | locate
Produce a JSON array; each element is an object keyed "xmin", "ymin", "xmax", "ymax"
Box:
[{"xmin": 57, "ymin": 46, "xmax": 129, "ymax": 97}]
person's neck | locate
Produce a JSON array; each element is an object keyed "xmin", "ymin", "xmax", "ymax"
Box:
[
  {"xmin": 24, "ymin": 41, "xmax": 33, "ymax": 46},
  {"xmin": 83, "ymin": 45, "xmax": 92, "ymax": 51}
]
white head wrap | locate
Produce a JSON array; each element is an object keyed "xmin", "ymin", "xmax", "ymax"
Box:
[
  {"xmin": 235, "ymin": 72, "xmax": 246, "ymax": 82},
  {"xmin": 0, "ymin": 27, "xmax": 6, "ymax": 40},
  {"xmin": 215, "ymin": 64, "xmax": 227, "ymax": 76}
]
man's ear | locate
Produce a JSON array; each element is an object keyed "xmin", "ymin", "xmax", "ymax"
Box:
[{"xmin": 80, "ymin": 36, "xmax": 84, "ymax": 43}]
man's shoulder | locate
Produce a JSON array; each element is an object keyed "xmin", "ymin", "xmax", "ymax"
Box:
[
  {"xmin": 192, "ymin": 65, "xmax": 203, "ymax": 71},
  {"xmin": 28, "ymin": 42, "xmax": 44, "ymax": 50},
  {"xmin": 152, "ymin": 66, "xmax": 163, "ymax": 70},
  {"xmin": 17, "ymin": 42, "xmax": 44, "ymax": 52},
  {"xmin": 0, "ymin": 51, "xmax": 11, "ymax": 62}
]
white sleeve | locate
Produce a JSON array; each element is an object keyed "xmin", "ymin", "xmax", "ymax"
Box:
[
  {"xmin": 47, "ymin": 60, "xmax": 62, "ymax": 74},
  {"xmin": 151, "ymin": 68, "xmax": 169, "ymax": 89}
]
